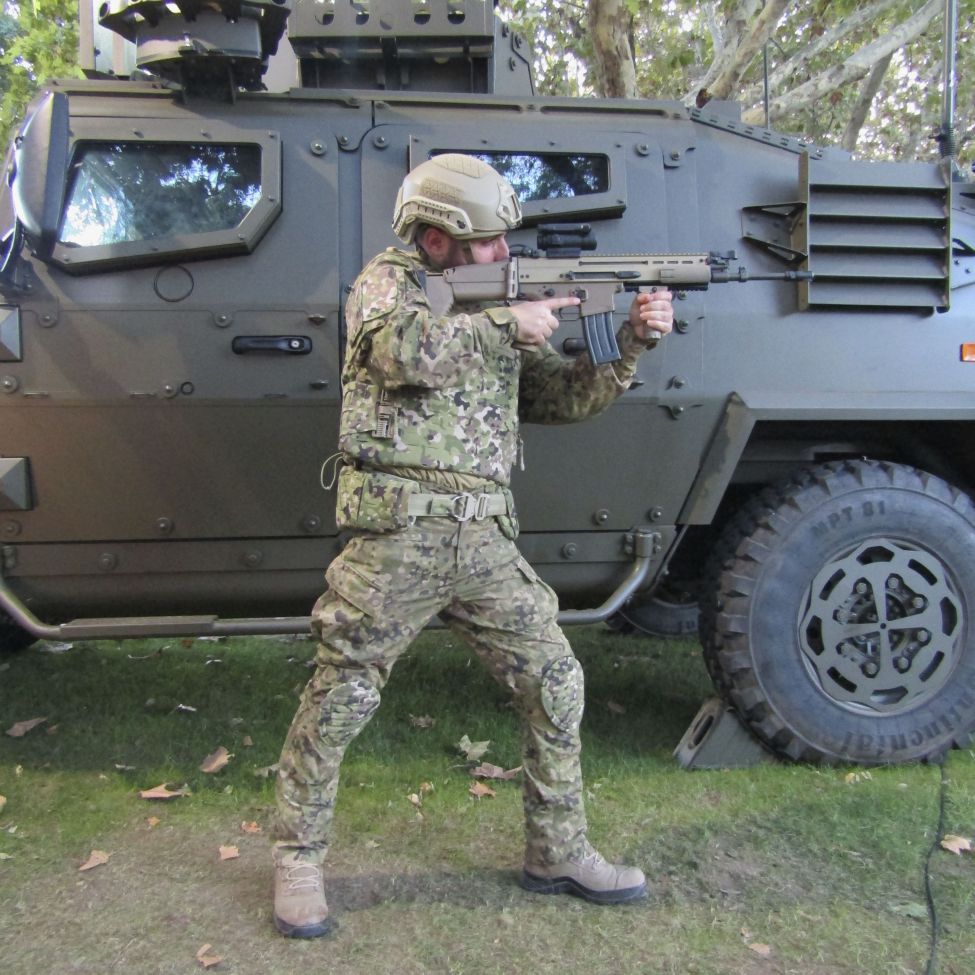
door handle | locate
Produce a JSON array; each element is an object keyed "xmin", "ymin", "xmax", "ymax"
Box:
[{"xmin": 231, "ymin": 335, "xmax": 312, "ymax": 355}]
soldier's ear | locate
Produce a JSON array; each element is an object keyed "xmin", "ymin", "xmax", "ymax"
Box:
[{"xmin": 417, "ymin": 225, "xmax": 450, "ymax": 261}]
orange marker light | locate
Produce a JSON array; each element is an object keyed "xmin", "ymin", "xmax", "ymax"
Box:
[{"xmin": 962, "ymin": 344, "xmax": 975, "ymax": 362}]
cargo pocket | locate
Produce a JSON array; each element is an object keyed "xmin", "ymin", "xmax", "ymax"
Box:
[{"xmin": 323, "ymin": 557, "xmax": 386, "ymax": 618}]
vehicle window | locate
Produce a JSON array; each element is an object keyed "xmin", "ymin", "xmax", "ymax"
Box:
[
  {"xmin": 59, "ymin": 142, "xmax": 262, "ymax": 247},
  {"xmin": 442, "ymin": 150, "xmax": 610, "ymax": 201}
]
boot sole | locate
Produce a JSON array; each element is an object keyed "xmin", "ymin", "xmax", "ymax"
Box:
[
  {"xmin": 274, "ymin": 914, "xmax": 337, "ymax": 938},
  {"xmin": 520, "ymin": 870, "xmax": 647, "ymax": 905}
]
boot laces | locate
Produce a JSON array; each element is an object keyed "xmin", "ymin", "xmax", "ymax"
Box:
[
  {"xmin": 285, "ymin": 861, "xmax": 323, "ymax": 894},
  {"xmin": 571, "ymin": 842, "xmax": 606, "ymax": 871}
]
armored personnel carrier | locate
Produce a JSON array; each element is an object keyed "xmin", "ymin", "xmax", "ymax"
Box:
[{"xmin": 2, "ymin": 0, "xmax": 974, "ymax": 766}]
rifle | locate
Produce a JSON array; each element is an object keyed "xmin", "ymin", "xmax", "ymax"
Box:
[{"xmin": 424, "ymin": 224, "xmax": 812, "ymax": 364}]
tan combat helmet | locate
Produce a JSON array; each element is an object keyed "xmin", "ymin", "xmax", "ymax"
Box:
[{"xmin": 392, "ymin": 153, "xmax": 522, "ymax": 243}]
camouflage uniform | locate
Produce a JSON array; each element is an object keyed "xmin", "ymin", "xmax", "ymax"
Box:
[{"xmin": 275, "ymin": 246, "xmax": 653, "ymax": 867}]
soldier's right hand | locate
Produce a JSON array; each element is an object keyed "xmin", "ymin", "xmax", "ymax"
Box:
[{"xmin": 508, "ymin": 296, "xmax": 580, "ymax": 348}]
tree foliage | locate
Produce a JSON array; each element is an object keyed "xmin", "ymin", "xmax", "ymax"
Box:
[
  {"xmin": 0, "ymin": 0, "xmax": 83, "ymax": 147},
  {"xmin": 499, "ymin": 0, "xmax": 974, "ymax": 167}
]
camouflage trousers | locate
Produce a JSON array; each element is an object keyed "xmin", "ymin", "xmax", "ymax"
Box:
[{"xmin": 274, "ymin": 515, "xmax": 588, "ymax": 865}]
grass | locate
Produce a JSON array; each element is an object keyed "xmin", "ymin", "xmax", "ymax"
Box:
[{"xmin": 1, "ymin": 627, "xmax": 973, "ymax": 974}]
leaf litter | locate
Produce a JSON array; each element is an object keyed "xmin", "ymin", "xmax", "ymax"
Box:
[
  {"xmin": 5, "ymin": 717, "xmax": 48, "ymax": 738},
  {"xmin": 138, "ymin": 784, "xmax": 191, "ymax": 800},
  {"xmin": 200, "ymin": 746, "xmax": 233, "ymax": 774},
  {"xmin": 79, "ymin": 850, "xmax": 111, "ymax": 872}
]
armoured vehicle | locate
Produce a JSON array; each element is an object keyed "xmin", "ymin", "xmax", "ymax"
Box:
[{"xmin": 2, "ymin": 0, "xmax": 975, "ymax": 767}]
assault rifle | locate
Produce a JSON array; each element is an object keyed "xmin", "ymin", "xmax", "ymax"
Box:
[{"xmin": 425, "ymin": 224, "xmax": 812, "ymax": 364}]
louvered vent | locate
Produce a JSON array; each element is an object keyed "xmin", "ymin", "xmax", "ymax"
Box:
[{"xmin": 798, "ymin": 155, "xmax": 951, "ymax": 310}]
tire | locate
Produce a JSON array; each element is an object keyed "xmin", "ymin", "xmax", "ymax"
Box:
[
  {"xmin": 0, "ymin": 610, "xmax": 35, "ymax": 654},
  {"xmin": 614, "ymin": 582, "xmax": 699, "ymax": 638},
  {"xmin": 702, "ymin": 459, "xmax": 975, "ymax": 765}
]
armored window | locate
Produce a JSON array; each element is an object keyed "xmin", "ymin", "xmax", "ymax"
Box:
[
  {"xmin": 419, "ymin": 139, "xmax": 625, "ymax": 223},
  {"xmin": 464, "ymin": 152, "xmax": 610, "ymax": 202},
  {"xmin": 51, "ymin": 133, "xmax": 280, "ymax": 272},
  {"xmin": 60, "ymin": 143, "xmax": 261, "ymax": 245}
]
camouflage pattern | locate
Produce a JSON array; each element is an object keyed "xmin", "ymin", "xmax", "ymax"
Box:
[
  {"xmin": 275, "ymin": 243, "xmax": 655, "ymax": 867},
  {"xmin": 338, "ymin": 248, "xmax": 650, "ymax": 485},
  {"xmin": 275, "ymin": 516, "xmax": 587, "ymax": 865}
]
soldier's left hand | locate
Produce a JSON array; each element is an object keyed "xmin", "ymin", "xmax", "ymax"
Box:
[{"xmin": 629, "ymin": 289, "xmax": 674, "ymax": 340}]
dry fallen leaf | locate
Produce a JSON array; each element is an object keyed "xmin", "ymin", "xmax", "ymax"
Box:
[
  {"xmin": 242, "ymin": 735, "xmax": 254, "ymax": 748},
  {"xmin": 146, "ymin": 816, "xmax": 161, "ymax": 828},
  {"xmin": 941, "ymin": 834, "xmax": 973, "ymax": 855},
  {"xmin": 469, "ymin": 781, "xmax": 496, "ymax": 799},
  {"xmin": 79, "ymin": 849, "xmax": 111, "ymax": 872},
  {"xmin": 139, "ymin": 783, "xmax": 190, "ymax": 801},
  {"xmin": 200, "ymin": 746, "xmax": 233, "ymax": 774},
  {"xmin": 5, "ymin": 716, "xmax": 48, "ymax": 738},
  {"xmin": 0, "ymin": 794, "xmax": 6, "ymax": 814},
  {"xmin": 408, "ymin": 793, "xmax": 422, "ymax": 808},
  {"xmin": 470, "ymin": 763, "xmax": 522, "ymax": 781},
  {"xmin": 240, "ymin": 821, "xmax": 262, "ymax": 834},
  {"xmin": 219, "ymin": 845, "xmax": 239, "ymax": 861},
  {"xmin": 748, "ymin": 943, "xmax": 772, "ymax": 958},
  {"xmin": 410, "ymin": 714, "xmax": 435, "ymax": 729},
  {"xmin": 196, "ymin": 944, "xmax": 223, "ymax": 969},
  {"xmin": 457, "ymin": 734, "xmax": 491, "ymax": 762},
  {"xmin": 607, "ymin": 700, "xmax": 627, "ymax": 715}
]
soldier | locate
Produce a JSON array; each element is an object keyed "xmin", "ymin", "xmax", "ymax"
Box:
[{"xmin": 272, "ymin": 153, "xmax": 674, "ymax": 937}]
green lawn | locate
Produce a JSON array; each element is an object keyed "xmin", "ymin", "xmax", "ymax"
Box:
[{"xmin": 1, "ymin": 628, "xmax": 973, "ymax": 974}]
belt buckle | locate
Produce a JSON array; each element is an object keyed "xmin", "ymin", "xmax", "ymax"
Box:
[
  {"xmin": 450, "ymin": 493, "xmax": 477, "ymax": 522},
  {"xmin": 474, "ymin": 494, "xmax": 491, "ymax": 521}
]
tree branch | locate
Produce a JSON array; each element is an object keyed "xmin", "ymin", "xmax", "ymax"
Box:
[
  {"xmin": 741, "ymin": 0, "xmax": 942, "ymax": 125},
  {"xmin": 737, "ymin": 0, "xmax": 903, "ymax": 107},
  {"xmin": 841, "ymin": 52, "xmax": 893, "ymax": 152}
]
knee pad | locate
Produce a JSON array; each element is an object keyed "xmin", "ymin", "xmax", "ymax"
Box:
[
  {"xmin": 540, "ymin": 656, "xmax": 584, "ymax": 734},
  {"xmin": 318, "ymin": 678, "xmax": 381, "ymax": 747}
]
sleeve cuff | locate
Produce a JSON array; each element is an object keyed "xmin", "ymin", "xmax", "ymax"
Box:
[{"xmin": 484, "ymin": 306, "xmax": 519, "ymax": 345}]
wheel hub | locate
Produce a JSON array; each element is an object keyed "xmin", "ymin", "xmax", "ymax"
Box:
[{"xmin": 799, "ymin": 539, "xmax": 962, "ymax": 713}]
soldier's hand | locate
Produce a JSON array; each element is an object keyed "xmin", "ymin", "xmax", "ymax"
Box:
[
  {"xmin": 629, "ymin": 289, "xmax": 674, "ymax": 341},
  {"xmin": 509, "ymin": 296, "xmax": 580, "ymax": 348}
]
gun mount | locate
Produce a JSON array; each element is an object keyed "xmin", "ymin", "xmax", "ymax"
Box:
[{"xmin": 94, "ymin": 0, "xmax": 533, "ymax": 95}]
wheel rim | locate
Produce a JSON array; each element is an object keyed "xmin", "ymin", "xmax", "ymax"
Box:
[{"xmin": 798, "ymin": 538, "xmax": 963, "ymax": 714}]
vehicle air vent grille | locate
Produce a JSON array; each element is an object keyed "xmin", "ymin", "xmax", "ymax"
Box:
[{"xmin": 798, "ymin": 155, "xmax": 951, "ymax": 311}]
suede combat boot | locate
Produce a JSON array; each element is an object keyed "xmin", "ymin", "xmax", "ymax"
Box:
[
  {"xmin": 273, "ymin": 851, "xmax": 334, "ymax": 938},
  {"xmin": 521, "ymin": 841, "xmax": 647, "ymax": 905}
]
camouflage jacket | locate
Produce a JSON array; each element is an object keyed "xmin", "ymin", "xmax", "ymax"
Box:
[{"xmin": 338, "ymin": 247, "xmax": 652, "ymax": 488}]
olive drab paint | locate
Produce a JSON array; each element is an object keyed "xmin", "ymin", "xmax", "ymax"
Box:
[{"xmin": 2, "ymin": 0, "xmax": 975, "ymax": 767}]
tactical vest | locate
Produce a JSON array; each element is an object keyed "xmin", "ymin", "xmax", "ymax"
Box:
[{"xmin": 338, "ymin": 248, "xmax": 521, "ymax": 486}]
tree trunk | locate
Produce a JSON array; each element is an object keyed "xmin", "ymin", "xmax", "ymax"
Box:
[{"xmin": 587, "ymin": 0, "xmax": 637, "ymax": 98}]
